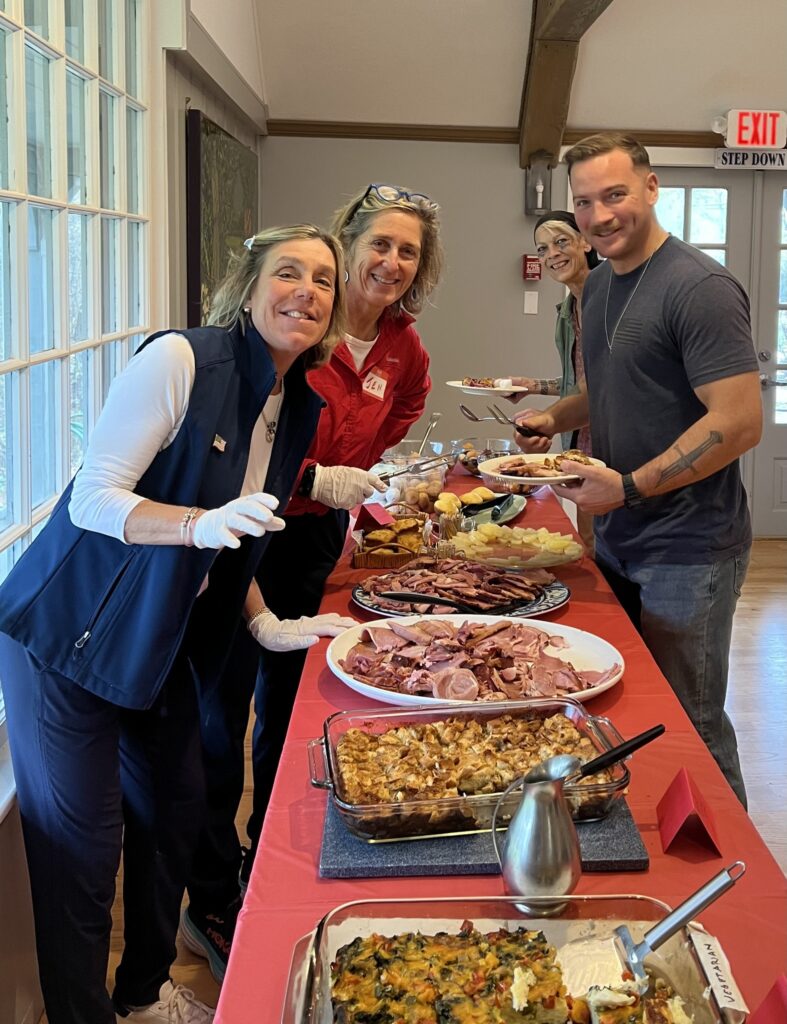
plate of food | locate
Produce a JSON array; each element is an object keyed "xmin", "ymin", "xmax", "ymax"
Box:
[
  {"xmin": 351, "ymin": 556, "xmax": 569, "ymax": 618},
  {"xmin": 479, "ymin": 450, "xmax": 606, "ymax": 485},
  {"xmin": 327, "ymin": 614, "xmax": 624, "ymax": 706},
  {"xmin": 446, "ymin": 378, "xmax": 530, "ymax": 397},
  {"xmin": 448, "ymin": 522, "xmax": 584, "ymax": 568}
]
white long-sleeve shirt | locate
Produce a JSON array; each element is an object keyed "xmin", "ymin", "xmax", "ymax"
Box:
[{"xmin": 69, "ymin": 332, "xmax": 281, "ymax": 542}]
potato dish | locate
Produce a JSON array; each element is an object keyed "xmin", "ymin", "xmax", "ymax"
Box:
[{"xmin": 450, "ymin": 523, "xmax": 583, "ymax": 568}]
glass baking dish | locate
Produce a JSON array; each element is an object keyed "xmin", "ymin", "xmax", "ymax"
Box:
[
  {"xmin": 307, "ymin": 698, "xmax": 630, "ymax": 841},
  {"xmin": 282, "ymin": 894, "xmax": 737, "ymax": 1024}
]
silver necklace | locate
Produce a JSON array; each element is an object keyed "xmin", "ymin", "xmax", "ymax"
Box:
[
  {"xmin": 604, "ymin": 253, "xmax": 654, "ymax": 352},
  {"xmin": 261, "ymin": 389, "xmax": 283, "ymax": 443}
]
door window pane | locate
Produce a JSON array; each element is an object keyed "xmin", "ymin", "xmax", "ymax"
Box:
[
  {"xmin": 68, "ymin": 212, "xmax": 90, "ymax": 343},
  {"xmin": 699, "ymin": 249, "xmax": 726, "ymax": 267},
  {"xmin": 0, "ymin": 201, "xmax": 12, "ymax": 361},
  {"xmin": 126, "ymin": 0, "xmax": 142, "ymax": 98},
  {"xmin": 69, "ymin": 349, "xmax": 91, "ymax": 475},
  {"xmin": 100, "ymin": 339, "xmax": 124, "ymax": 403},
  {"xmin": 0, "ymin": 29, "xmax": 9, "ymax": 190},
  {"xmin": 101, "ymin": 216, "xmax": 119, "ymax": 334},
  {"xmin": 98, "ymin": 0, "xmax": 115, "ymax": 82},
  {"xmin": 67, "ymin": 70, "xmax": 88, "ymax": 204},
  {"xmin": 656, "ymin": 188, "xmax": 685, "ymax": 239},
  {"xmin": 0, "ymin": 371, "xmax": 17, "ymax": 532},
  {"xmin": 24, "ymin": 0, "xmax": 49, "ymax": 38},
  {"xmin": 780, "ymin": 251, "xmax": 787, "ymax": 305},
  {"xmin": 775, "ymin": 370, "xmax": 787, "ymax": 425},
  {"xmin": 690, "ymin": 188, "xmax": 727, "ymax": 244},
  {"xmin": 99, "ymin": 89, "xmax": 118, "ymax": 209},
  {"xmin": 30, "ymin": 360, "xmax": 59, "ymax": 506},
  {"xmin": 25, "ymin": 45, "xmax": 52, "ymax": 198},
  {"xmin": 128, "ymin": 332, "xmax": 144, "ymax": 359},
  {"xmin": 126, "ymin": 105, "xmax": 143, "ymax": 213},
  {"xmin": 65, "ymin": 0, "xmax": 85, "ymax": 63},
  {"xmin": 128, "ymin": 220, "xmax": 144, "ymax": 328},
  {"xmin": 29, "ymin": 205, "xmax": 56, "ymax": 354},
  {"xmin": 778, "ymin": 311, "xmax": 787, "ymax": 365}
]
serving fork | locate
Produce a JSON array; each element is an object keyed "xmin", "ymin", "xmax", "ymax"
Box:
[
  {"xmin": 488, "ymin": 404, "xmax": 548, "ymax": 440},
  {"xmin": 459, "ymin": 404, "xmax": 499, "ymax": 423}
]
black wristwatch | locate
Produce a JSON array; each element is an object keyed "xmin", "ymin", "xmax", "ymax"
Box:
[
  {"xmin": 621, "ymin": 472, "xmax": 646, "ymax": 510},
  {"xmin": 298, "ymin": 463, "xmax": 317, "ymax": 497}
]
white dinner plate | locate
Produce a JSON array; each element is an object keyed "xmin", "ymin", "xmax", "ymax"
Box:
[
  {"xmin": 327, "ymin": 614, "xmax": 624, "ymax": 707},
  {"xmin": 478, "ymin": 453, "xmax": 607, "ymax": 486},
  {"xmin": 350, "ymin": 580, "xmax": 571, "ymax": 620},
  {"xmin": 445, "ymin": 380, "xmax": 531, "ymax": 397}
]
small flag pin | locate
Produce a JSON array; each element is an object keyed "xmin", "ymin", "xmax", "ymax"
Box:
[{"xmin": 213, "ymin": 434, "xmax": 227, "ymax": 452}]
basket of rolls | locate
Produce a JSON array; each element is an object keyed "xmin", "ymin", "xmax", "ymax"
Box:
[{"xmin": 351, "ymin": 506, "xmax": 429, "ymax": 569}]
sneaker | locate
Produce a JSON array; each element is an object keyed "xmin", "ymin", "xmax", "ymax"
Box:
[
  {"xmin": 179, "ymin": 901, "xmax": 239, "ymax": 983},
  {"xmin": 116, "ymin": 980, "xmax": 214, "ymax": 1022}
]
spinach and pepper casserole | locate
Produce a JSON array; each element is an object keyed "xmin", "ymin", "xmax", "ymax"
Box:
[{"xmin": 330, "ymin": 921, "xmax": 693, "ymax": 1024}]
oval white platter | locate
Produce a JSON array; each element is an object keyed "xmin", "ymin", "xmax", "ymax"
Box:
[
  {"xmin": 445, "ymin": 380, "xmax": 530, "ymax": 397},
  {"xmin": 327, "ymin": 614, "xmax": 624, "ymax": 708}
]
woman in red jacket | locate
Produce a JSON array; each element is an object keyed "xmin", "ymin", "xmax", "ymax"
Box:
[{"xmin": 182, "ymin": 184, "xmax": 445, "ymax": 978}]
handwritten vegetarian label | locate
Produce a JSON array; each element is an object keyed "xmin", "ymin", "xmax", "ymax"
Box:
[{"xmin": 688, "ymin": 925, "xmax": 748, "ymax": 1016}]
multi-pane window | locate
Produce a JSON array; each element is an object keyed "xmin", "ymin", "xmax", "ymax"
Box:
[
  {"xmin": 656, "ymin": 187, "xmax": 729, "ymax": 265},
  {"xmin": 0, "ymin": 2, "xmax": 149, "ymax": 603}
]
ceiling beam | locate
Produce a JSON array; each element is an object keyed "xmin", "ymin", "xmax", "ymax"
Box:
[{"xmin": 519, "ymin": 0, "xmax": 615, "ymax": 169}]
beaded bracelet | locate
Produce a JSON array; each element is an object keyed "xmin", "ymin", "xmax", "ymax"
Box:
[
  {"xmin": 246, "ymin": 608, "xmax": 269, "ymax": 633},
  {"xmin": 180, "ymin": 506, "xmax": 200, "ymax": 547}
]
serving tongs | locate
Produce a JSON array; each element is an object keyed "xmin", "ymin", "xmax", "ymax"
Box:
[
  {"xmin": 461, "ymin": 492, "xmax": 515, "ymax": 520},
  {"xmin": 377, "ymin": 453, "xmax": 455, "ymax": 484},
  {"xmin": 377, "ymin": 591, "xmax": 532, "ymax": 615}
]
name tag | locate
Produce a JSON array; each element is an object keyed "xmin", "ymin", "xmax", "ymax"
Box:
[{"xmin": 362, "ymin": 370, "xmax": 388, "ymax": 400}]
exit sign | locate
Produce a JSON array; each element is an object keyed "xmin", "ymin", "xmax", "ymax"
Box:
[{"xmin": 725, "ymin": 109, "xmax": 787, "ymax": 149}]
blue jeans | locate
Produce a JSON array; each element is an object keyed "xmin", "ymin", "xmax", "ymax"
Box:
[{"xmin": 595, "ymin": 541, "xmax": 750, "ymax": 807}]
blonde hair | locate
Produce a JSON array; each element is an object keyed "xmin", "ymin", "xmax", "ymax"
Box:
[
  {"xmin": 564, "ymin": 132, "xmax": 652, "ymax": 177},
  {"xmin": 207, "ymin": 223, "xmax": 346, "ymax": 369},
  {"xmin": 330, "ymin": 185, "xmax": 444, "ymax": 317}
]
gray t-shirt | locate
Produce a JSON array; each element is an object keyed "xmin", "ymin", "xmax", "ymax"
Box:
[{"xmin": 581, "ymin": 235, "xmax": 758, "ymax": 563}]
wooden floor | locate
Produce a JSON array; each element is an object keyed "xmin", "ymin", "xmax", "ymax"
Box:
[{"xmin": 41, "ymin": 538, "xmax": 787, "ymax": 1019}]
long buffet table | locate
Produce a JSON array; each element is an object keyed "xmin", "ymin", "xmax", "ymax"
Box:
[{"xmin": 215, "ymin": 482, "xmax": 787, "ymax": 1023}]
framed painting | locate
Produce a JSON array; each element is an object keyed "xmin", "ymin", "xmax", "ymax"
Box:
[{"xmin": 186, "ymin": 109, "xmax": 259, "ymax": 326}]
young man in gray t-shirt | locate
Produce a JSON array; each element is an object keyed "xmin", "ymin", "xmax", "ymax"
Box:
[{"xmin": 513, "ymin": 133, "xmax": 761, "ymax": 806}]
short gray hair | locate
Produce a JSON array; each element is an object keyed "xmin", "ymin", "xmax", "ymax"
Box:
[
  {"xmin": 330, "ymin": 185, "xmax": 444, "ymax": 317},
  {"xmin": 207, "ymin": 223, "xmax": 346, "ymax": 369}
]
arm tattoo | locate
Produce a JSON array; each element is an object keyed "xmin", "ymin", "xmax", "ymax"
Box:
[
  {"xmin": 657, "ymin": 431, "xmax": 723, "ymax": 485},
  {"xmin": 537, "ymin": 378, "xmax": 560, "ymax": 395}
]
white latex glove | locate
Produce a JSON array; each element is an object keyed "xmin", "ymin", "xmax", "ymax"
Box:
[
  {"xmin": 248, "ymin": 610, "xmax": 358, "ymax": 652},
  {"xmin": 191, "ymin": 492, "xmax": 285, "ymax": 550},
  {"xmin": 310, "ymin": 464, "xmax": 387, "ymax": 510}
]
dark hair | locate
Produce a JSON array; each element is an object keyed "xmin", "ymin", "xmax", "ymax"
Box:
[
  {"xmin": 564, "ymin": 132, "xmax": 652, "ymax": 176},
  {"xmin": 533, "ymin": 210, "xmax": 600, "ymax": 269}
]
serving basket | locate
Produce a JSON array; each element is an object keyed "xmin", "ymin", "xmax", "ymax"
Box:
[
  {"xmin": 350, "ymin": 504, "xmax": 430, "ymax": 569},
  {"xmin": 308, "ymin": 698, "xmax": 630, "ymax": 842},
  {"xmin": 282, "ymin": 894, "xmax": 739, "ymax": 1024}
]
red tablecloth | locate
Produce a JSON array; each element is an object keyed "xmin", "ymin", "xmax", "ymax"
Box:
[{"xmin": 215, "ymin": 486, "xmax": 787, "ymax": 1023}]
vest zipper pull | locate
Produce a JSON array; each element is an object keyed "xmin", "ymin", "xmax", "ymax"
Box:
[{"xmin": 74, "ymin": 630, "xmax": 91, "ymax": 650}]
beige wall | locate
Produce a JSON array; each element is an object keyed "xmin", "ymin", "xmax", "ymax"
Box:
[
  {"xmin": 260, "ymin": 136, "xmax": 569, "ymax": 443},
  {"xmin": 190, "ymin": 0, "xmax": 266, "ymax": 103}
]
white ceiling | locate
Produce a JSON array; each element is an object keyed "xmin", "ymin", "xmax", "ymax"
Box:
[{"xmin": 191, "ymin": 0, "xmax": 787, "ymax": 134}]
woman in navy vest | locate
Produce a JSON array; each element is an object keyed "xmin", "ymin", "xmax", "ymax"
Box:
[{"xmin": 0, "ymin": 224, "xmax": 355, "ymax": 1024}]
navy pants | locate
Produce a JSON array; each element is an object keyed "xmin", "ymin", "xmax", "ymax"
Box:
[
  {"xmin": 187, "ymin": 509, "xmax": 348, "ymax": 911},
  {"xmin": 0, "ymin": 634, "xmax": 205, "ymax": 1024}
]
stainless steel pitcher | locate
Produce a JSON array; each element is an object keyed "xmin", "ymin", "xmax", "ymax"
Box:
[{"xmin": 490, "ymin": 756, "xmax": 581, "ymax": 915}]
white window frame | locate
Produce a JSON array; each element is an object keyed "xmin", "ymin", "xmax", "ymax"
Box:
[{"xmin": 0, "ymin": 1, "xmax": 150, "ymax": 738}]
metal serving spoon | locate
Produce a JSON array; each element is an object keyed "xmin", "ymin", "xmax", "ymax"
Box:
[
  {"xmin": 459, "ymin": 404, "xmax": 498, "ymax": 423},
  {"xmin": 416, "ymin": 411, "xmax": 442, "ymax": 456}
]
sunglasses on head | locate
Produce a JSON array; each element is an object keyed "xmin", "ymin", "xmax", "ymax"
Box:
[{"xmin": 347, "ymin": 183, "xmax": 439, "ymax": 223}]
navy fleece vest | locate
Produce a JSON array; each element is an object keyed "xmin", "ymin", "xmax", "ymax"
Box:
[{"xmin": 0, "ymin": 323, "xmax": 324, "ymax": 709}]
